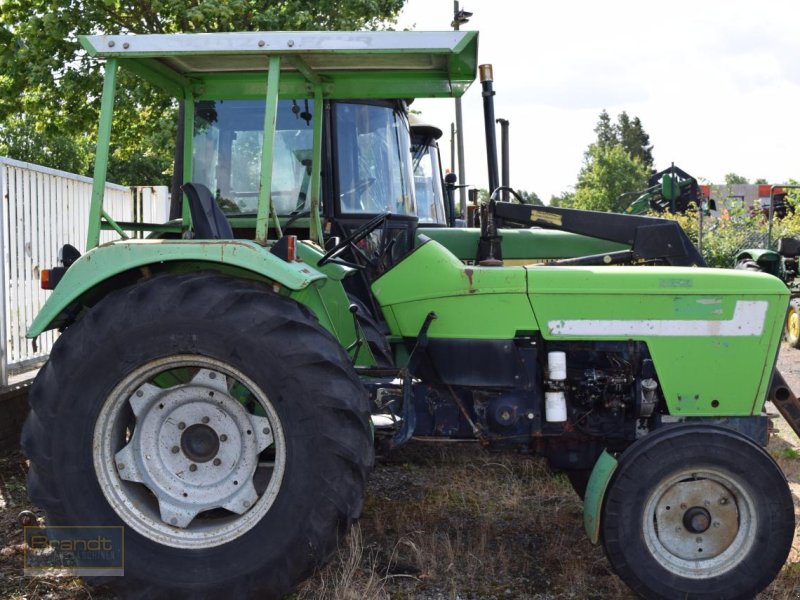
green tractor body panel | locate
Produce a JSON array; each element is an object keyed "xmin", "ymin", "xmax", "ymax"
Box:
[
  {"xmin": 417, "ymin": 227, "xmax": 628, "ymax": 262},
  {"xmin": 374, "ymin": 239, "xmax": 788, "ymax": 416},
  {"xmin": 529, "ymin": 266, "xmax": 787, "ymax": 416},
  {"xmin": 372, "ymin": 240, "xmax": 535, "ymax": 339}
]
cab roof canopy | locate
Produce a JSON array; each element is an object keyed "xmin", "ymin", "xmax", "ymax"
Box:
[{"xmin": 80, "ymin": 31, "xmax": 479, "ymax": 100}]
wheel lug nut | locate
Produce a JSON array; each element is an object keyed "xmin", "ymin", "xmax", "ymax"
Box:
[
  {"xmin": 171, "ymin": 446, "xmax": 180, "ymax": 454},
  {"xmin": 213, "ymin": 458, "xmax": 222, "ymax": 466},
  {"xmin": 719, "ymin": 497, "xmax": 728, "ymax": 505},
  {"xmin": 263, "ymin": 427, "xmax": 270, "ymax": 434},
  {"xmin": 189, "ymin": 464, "xmax": 197, "ymax": 472},
  {"xmin": 178, "ymin": 422, "xmax": 186, "ymax": 430},
  {"xmin": 220, "ymin": 434, "xmax": 228, "ymax": 442},
  {"xmin": 117, "ymin": 463, "xmax": 125, "ymax": 470},
  {"xmin": 202, "ymin": 416, "xmax": 210, "ymax": 424},
  {"xmin": 680, "ymin": 503, "xmax": 687, "ymax": 510}
]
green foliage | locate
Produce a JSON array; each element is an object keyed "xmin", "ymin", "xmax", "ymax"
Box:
[
  {"xmin": 567, "ymin": 110, "xmax": 653, "ymax": 213},
  {"xmin": 0, "ymin": 0, "xmax": 404, "ymax": 182},
  {"xmin": 592, "ymin": 109, "xmax": 653, "ymax": 170},
  {"xmin": 724, "ymin": 173, "xmax": 750, "ymax": 185},
  {"xmin": 0, "ymin": 115, "xmax": 91, "ymax": 174},
  {"xmin": 517, "ymin": 189, "xmax": 543, "ymax": 205},
  {"xmin": 549, "ymin": 190, "xmax": 575, "ymax": 207},
  {"xmin": 573, "ymin": 144, "xmax": 650, "ymax": 213}
]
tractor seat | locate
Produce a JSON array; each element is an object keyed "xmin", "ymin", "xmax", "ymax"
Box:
[
  {"xmin": 777, "ymin": 237, "xmax": 800, "ymax": 258},
  {"xmin": 181, "ymin": 183, "xmax": 234, "ymax": 240}
]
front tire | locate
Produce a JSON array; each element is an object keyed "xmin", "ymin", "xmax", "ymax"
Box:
[
  {"xmin": 22, "ymin": 273, "xmax": 373, "ymax": 599},
  {"xmin": 602, "ymin": 425, "xmax": 793, "ymax": 600}
]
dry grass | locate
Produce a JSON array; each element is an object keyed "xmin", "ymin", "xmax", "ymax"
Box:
[{"xmin": 294, "ymin": 444, "xmax": 635, "ymax": 600}]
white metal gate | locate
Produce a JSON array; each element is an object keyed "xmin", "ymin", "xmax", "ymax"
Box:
[{"xmin": 0, "ymin": 156, "xmax": 169, "ymax": 386}]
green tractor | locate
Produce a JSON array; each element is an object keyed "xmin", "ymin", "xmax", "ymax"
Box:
[
  {"xmin": 735, "ymin": 185, "xmax": 800, "ymax": 347},
  {"xmin": 24, "ymin": 31, "xmax": 799, "ymax": 600}
]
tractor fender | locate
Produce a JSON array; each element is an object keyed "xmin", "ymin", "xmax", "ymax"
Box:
[
  {"xmin": 583, "ymin": 450, "xmax": 618, "ymax": 544},
  {"xmin": 736, "ymin": 248, "xmax": 781, "ymax": 263},
  {"xmin": 28, "ymin": 239, "xmax": 327, "ymax": 337}
]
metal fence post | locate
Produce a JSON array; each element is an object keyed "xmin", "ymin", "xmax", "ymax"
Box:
[{"xmin": 0, "ymin": 160, "xmax": 7, "ymax": 387}]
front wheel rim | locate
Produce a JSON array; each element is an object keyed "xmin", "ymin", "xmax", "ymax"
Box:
[
  {"xmin": 643, "ymin": 469, "xmax": 755, "ymax": 579},
  {"xmin": 93, "ymin": 355, "xmax": 286, "ymax": 549},
  {"xmin": 787, "ymin": 308, "xmax": 799, "ymax": 340}
]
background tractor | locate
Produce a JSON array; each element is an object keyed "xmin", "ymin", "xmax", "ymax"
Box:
[
  {"xmin": 23, "ymin": 31, "xmax": 799, "ymax": 600},
  {"xmin": 735, "ymin": 185, "xmax": 800, "ymax": 346}
]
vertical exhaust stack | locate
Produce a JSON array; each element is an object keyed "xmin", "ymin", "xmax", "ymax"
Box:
[
  {"xmin": 496, "ymin": 118, "xmax": 509, "ymax": 202},
  {"xmin": 480, "ymin": 64, "xmax": 500, "ymax": 196}
]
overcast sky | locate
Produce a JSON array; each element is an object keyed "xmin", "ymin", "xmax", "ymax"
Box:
[{"xmin": 396, "ymin": 0, "xmax": 800, "ymax": 202}]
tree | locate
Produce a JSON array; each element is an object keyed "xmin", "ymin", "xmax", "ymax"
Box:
[
  {"xmin": 724, "ymin": 173, "xmax": 750, "ymax": 185},
  {"xmin": 593, "ymin": 110, "xmax": 616, "ymax": 151},
  {"xmin": 0, "ymin": 1, "xmax": 404, "ymax": 183},
  {"xmin": 754, "ymin": 178, "xmax": 768, "ymax": 185},
  {"xmin": 567, "ymin": 110, "xmax": 652, "ymax": 213},
  {"xmin": 616, "ymin": 111, "xmax": 653, "ymax": 170},
  {"xmin": 549, "ymin": 190, "xmax": 576, "ymax": 207},
  {"xmin": 518, "ymin": 190, "xmax": 543, "ymax": 206},
  {"xmin": 588, "ymin": 110, "xmax": 654, "ymax": 171},
  {"xmin": 573, "ymin": 144, "xmax": 650, "ymax": 213}
]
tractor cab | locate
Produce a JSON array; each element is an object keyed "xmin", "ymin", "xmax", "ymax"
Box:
[{"xmin": 73, "ymin": 31, "xmax": 476, "ymax": 252}]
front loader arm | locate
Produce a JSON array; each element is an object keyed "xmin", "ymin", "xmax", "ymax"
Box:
[{"xmin": 493, "ymin": 202, "xmax": 705, "ymax": 267}]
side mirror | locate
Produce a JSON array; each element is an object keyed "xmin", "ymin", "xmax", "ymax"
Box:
[{"xmin": 444, "ymin": 172, "xmax": 458, "ymax": 186}]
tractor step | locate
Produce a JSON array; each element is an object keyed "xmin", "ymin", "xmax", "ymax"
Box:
[{"xmin": 768, "ymin": 370, "xmax": 800, "ymax": 440}]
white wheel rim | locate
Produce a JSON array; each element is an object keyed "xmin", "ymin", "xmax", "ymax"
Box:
[
  {"xmin": 93, "ymin": 355, "xmax": 286, "ymax": 549},
  {"xmin": 643, "ymin": 468, "xmax": 755, "ymax": 579}
]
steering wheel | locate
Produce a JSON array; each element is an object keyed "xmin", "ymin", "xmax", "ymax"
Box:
[
  {"xmin": 318, "ymin": 212, "xmax": 391, "ymax": 268},
  {"xmin": 489, "ymin": 186, "xmax": 528, "ymax": 204}
]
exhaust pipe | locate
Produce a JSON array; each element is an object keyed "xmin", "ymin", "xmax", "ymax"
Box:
[{"xmin": 480, "ymin": 64, "xmax": 500, "ymax": 195}]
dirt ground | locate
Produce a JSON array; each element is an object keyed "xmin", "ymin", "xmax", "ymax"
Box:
[{"xmin": 1, "ymin": 346, "xmax": 800, "ymax": 600}]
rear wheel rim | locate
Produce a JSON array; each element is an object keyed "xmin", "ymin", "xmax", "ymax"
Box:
[{"xmin": 93, "ymin": 355, "xmax": 286, "ymax": 549}]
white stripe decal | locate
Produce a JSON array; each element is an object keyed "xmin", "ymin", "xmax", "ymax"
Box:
[{"xmin": 548, "ymin": 300, "xmax": 768, "ymax": 337}]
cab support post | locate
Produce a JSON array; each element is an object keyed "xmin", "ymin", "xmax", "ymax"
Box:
[
  {"xmin": 181, "ymin": 92, "xmax": 194, "ymax": 232},
  {"xmin": 309, "ymin": 84, "xmax": 324, "ymax": 245},
  {"xmin": 86, "ymin": 58, "xmax": 118, "ymax": 250},
  {"xmin": 256, "ymin": 56, "xmax": 282, "ymax": 244}
]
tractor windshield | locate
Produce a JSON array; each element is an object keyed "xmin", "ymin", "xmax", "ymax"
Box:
[
  {"xmin": 192, "ymin": 99, "xmax": 416, "ymax": 218},
  {"xmin": 334, "ymin": 103, "xmax": 415, "ymax": 217},
  {"xmin": 193, "ymin": 99, "xmax": 314, "ymax": 215},
  {"xmin": 411, "ymin": 134, "xmax": 446, "ymax": 224}
]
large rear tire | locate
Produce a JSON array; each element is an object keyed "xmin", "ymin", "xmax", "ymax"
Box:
[
  {"xmin": 22, "ymin": 273, "xmax": 373, "ymax": 599},
  {"xmin": 602, "ymin": 425, "xmax": 793, "ymax": 600}
]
